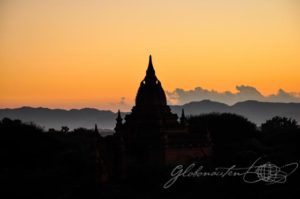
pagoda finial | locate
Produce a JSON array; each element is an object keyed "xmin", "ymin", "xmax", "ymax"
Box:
[
  {"xmin": 117, "ymin": 110, "xmax": 122, "ymax": 122},
  {"xmin": 146, "ymin": 54, "xmax": 155, "ymax": 77},
  {"xmin": 181, "ymin": 109, "xmax": 185, "ymax": 118},
  {"xmin": 149, "ymin": 54, "xmax": 152, "ymax": 65},
  {"xmin": 115, "ymin": 110, "xmax": 123, "ymax": 133},
  {"xmin": 94, "ymin": 124, "xmax": 99, "ymax": 133},
  {"xmin": 180, "ymin": 108, "xmax": 187, "ymax": 126}
]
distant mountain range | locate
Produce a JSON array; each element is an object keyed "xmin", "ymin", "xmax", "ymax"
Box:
[
  {"xmin": 1, "ymin": 100, "xmax": 300, "ymax": 132},
  {"xmin": 171, "ymin": 100, "xmax": 300, "ymax": 125},
  {"xmin": 0, "ymin": 107, "xmax": 119, "ymax": 134}
]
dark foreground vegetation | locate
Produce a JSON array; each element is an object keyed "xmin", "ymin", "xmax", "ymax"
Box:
[{"xmin": 0, "ymin": 114, "xmax": 299, "ymax": 199}]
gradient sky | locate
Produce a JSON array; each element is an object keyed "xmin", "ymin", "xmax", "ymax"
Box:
[{"xmin": 1, "ymin": 0, "xmax": 300, "ymax": 111}]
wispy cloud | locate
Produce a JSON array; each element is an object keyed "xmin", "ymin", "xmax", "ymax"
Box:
[
  {"xmin": 166, "ymin": 85, "xmax": 300, "ymax": 105},
  {"xmin": 101, "ymin": 97, "xmax": 132, "ymax": 112}
]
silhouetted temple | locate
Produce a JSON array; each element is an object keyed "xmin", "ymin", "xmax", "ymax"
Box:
[{"xmin": 114, "ymin": 56, "xmax": 211, "ymax": 168}]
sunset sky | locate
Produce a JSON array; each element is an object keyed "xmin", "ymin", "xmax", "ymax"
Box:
[{"xmin": 1, "ymin": 0, "xmax": 300, "ymax": 111}]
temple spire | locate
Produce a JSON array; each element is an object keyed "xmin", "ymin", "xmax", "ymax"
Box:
[
  {"xmin": 149, "ymin": 54, "xmax": 152, "ymax": 65},
  {"xmin": 114, "ymin": 110, "xmax": 123, "ymax": 132},
  {"xmin": 146, "ymin": 55, "xmax": 156, "ymax": 78},
  {"xmin": 135, "ymin": 55, "xmax": 167, "ymax": 106},
  {"xmin": 94, "ymin": 124, "xmax": 99, "ymax": 133},
  {"xmin": 116, "ymin": 110, "xmax": 122, "ymax": 123},
  {"xmin": 180, "ymin": 109, "xmax": 187, "ymax": 126}
]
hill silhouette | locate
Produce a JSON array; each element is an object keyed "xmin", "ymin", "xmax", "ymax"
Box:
[
  {"xmin": 0, "ymin": 107, "xmax": 119, "ymax": 133},
  {"xmin": 171, "ymin": 100, "xmax": 300, "ymax": 125},
  {"xmin": 1, "ymin": 100, "xmax": 300, "ymax": 131}
]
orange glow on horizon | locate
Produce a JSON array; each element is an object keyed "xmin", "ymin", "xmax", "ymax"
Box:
[{"xmin": 1, "ymin": 0, "xmax": 300, "ymax": 111}]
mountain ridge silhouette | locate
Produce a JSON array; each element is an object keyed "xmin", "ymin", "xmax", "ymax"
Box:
[{"xmin": 1, "ymin": 100, "xmax": 300, "ymax": 131}]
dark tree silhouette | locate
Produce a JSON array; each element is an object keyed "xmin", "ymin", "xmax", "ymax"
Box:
[
  {"xmin": 0, "ymin": 118, "xmax": 103, "ymax": 199},
  {"xmin": 189, "ymin": 113, "xmax": 257, "ymax": 140},
  {"xmin": 259, "ymin": 116, "xmax": 300, "ymax": 164},
  {"xmin": 61, "ymin": 126, "xmax": 70, "ymax": 133},
  {"xmin": 1, "ymin": 113, "xmax": 300, "ymax": 199},
  {"xmin": 261, "ymin": 116, "xmax": 298, "ymax": 133}
]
